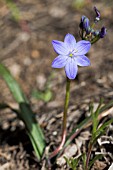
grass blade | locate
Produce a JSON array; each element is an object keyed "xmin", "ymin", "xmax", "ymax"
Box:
[{"xmin": 0, "ymin": 63, "xmax": 45, "ymax": 160}]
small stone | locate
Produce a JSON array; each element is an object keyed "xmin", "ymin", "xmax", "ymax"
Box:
[
  {"xmin": 36, "ymin": 74, "xmax": 46, "ymax": 90},
  {"xmin": 108, "ymin": 163, "xmax": 113, "ymax": 170},
  {"xmin": 49, "ymin": 7, "xmax": 66, "ymax": 18},
  {"xmin": 23, "ymin": 57, "xmax": 32, "ymax": 66},
  {"xmin": 31, "ymin": 50, "xmax": 40, "ymax": 58},
  {"xmin": 17, "ymin": 32, "xmax": 30, "ymax": 42},
  {"xmin": 52, "ymin": 131, "xmax": 57, "ymax": 136},
  {"xmin": 9, "ymin": 64, "xmax": 21, "ymax": 77},
  {"xmin": 57, "ymin": 144, "xmax": 77, "ymax": 166}
]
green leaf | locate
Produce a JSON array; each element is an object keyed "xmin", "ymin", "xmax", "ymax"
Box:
[
  {"xmin": 92, "ymin": 119, "xmax": 113, "ymax": 144},
  {"xmin": 64, "ymin": 156, "xmax": 79, "ymax": 170},
  {"xmin": 64, "ymin": 156, "xmax": 73, "ymax": 169},
  {"xmin": 5, "ymin": 0, "xmax": 20, "ymax": 21},
  {"xmin": 89, "ymin": 154, "xmax": 103, "ymax": 169},
  {"xmin": 65, "ymin": 99, "xmax": 112, "ymax": 148},
  {"xmin": 0, "ymin": 64, "xmax": 27, "ymax": 103},
  {"xmin": 19, "ymin": 103, "xmax": 45, "ymax": 156},
  {"xmin": 0, "ymin": 63, "xmax": 45, "ymax": 160},
  {"xmin": 92, "ymin": 100, "xmax": 103, "ymax": 137},
  {"xmin": 32, "ymin": 89, "xmax": 52, "ymax": 102},
  {"xmin": 82, "ymin": 153, "xmax": 87, "ymax": 170}
]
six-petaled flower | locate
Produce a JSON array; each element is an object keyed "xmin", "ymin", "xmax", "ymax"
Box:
[{"xmin": 52, "ymin": 33, "xmax": 91, "ymax": 79}]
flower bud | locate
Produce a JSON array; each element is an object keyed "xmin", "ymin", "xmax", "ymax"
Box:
[
  {"xmin": 99, "ymin": 27, "xmax": 107, "ymax": 38},
  {"xmin": 79, "ymin": 15, "xmax": 86, "ymax": 29},
  {"xmin": 94, "ymin": 6, "xmax": 100, "ymax": 22},
  {"xmin": 79, "ymin": 16, "xmax": 90, "ymax": 33}
]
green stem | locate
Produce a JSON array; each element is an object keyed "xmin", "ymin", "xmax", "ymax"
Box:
[
  {"xmin": 85, "ymin": 142, "xmax": 93, "ymax": 170},
  {"xmin": 91, "ymin": 23, "xmax": 96, "ymax": 29},
  {"xmin": 49, "ymin": 77, "xmax": 71, "ymax": 159},
  {"xmin": 62, "ymin": 77, "xmax": 71, "ymax": 142}
]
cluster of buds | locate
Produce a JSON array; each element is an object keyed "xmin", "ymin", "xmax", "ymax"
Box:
[{"xmin": 79, "ymin": 6, "xmax": 107, "ymax": 44}]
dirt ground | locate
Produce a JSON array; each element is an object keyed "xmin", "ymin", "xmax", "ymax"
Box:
[{"xmin": 0, "ymin": 0, "xmax": 113, "ymax": 169}]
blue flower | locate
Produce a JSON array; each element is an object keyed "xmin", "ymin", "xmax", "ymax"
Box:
[{"xmin": 52, "ymin": 33, "xmax": 91, "ymax": 79}]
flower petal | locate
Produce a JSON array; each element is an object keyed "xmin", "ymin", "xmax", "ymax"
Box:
[
  {"xmin": 75, "ymin": 55, "xmax": 90, "ymax": 66},
  {"xmin": 65, "ymin": 58, "xmax": 78, "ymax": 79},
  {"xmin": 52, "ymin": 40, "xmax": 68, "ymax": 55},
  {"xmin": 64, "ymin": 33, "xmax": 76, "ymax": 51},
  {"xmin": 52, "ymin": 55, "xmax": 68, "ymax": 68},
  {"xmin": 75, "ymin": 40, "xmax": 91, "ymax": 55}
]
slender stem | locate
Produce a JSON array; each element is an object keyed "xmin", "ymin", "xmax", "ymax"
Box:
[
  {"xmin": 85, "ymin": 142, "xmax": 93, "ymax": 170},
  {"xmin": 49, "ymin": 77, "xmax": 71, "ymax": 159},
  {"xmin": 91, "ymin": 23, "xmax": 96, "ymax": 29},
  {"xmin": 62, "ymin": 77, "xmax": 71, "ymax": 142}
]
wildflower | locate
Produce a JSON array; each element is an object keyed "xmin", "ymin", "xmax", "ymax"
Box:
[{"xmin": 52, "ymin": 33, "xmax": 91, "ymax": 79}]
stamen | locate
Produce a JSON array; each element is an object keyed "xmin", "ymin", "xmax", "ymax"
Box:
[
  {"xmin": 73, "ymin": 49, "xmax": 78, "ymax": 53},
  {"xmin": 69, "ymin": 53, "xmax": 73, "ymax": 57}
]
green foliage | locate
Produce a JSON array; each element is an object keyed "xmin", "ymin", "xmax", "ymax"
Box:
[
  {"xmin": 72, "ymin": 0, "xmax": 85, "ymax": 9},
  {"xmin": 90, "ymin": 100, "xmax": 113, "ymax": 144},
  {"xmin": 64, "ymin": 155, "xmax": 82, "ymax": 170},
  {"xmin": 64, "ymin": 154, "xmax": 87, "ymax": 170},
  {"xmin": 65, "ymin": 100, "xmax": 113, "ymax": 170},
  {"xmin": 5, "ymin": 0, "xmax": 20, "ymax": 21},
  {"xmin": 32, "ymin": 74, "xmax": 53, "ymax": 102},
  {"xmin": 86, "ymin": 102, "xmax": 113, "ymax": 170},
  {"xmin": 88, "ymin": 154, "xmax": 103, "ymax": 170},
  {"xmin": 32, "ymin": 89, "xmax": 52, "ymax": 102},
  {"xmin": 92, "ymin": 119, "xmax": 113, "ymax": 145},
  {"xmin": 82, "ymin": 153, "xmax": 87, "ymax": 170},
  {"xmin": 0, "ymin": 63, "xmax": 45, "ymax": 160},
  {"xmin": 0, "ymin": 64, "xmax": 27, "ymax": 103}
]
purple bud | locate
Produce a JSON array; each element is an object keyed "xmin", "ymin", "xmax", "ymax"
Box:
[
  {"xmin": 79, "ymin": 15, "xmax": 86, "ymax": 29},
  {"xmin": 99, "ymin": 27, "xmax": 107, "ymax": 38},
  {"xmin": 79, "ymin": 15, "xmax": 90, "ymax": 33},
  {"xmin": 81, "ymin": 15, "xmax": 86, "ymax": 22},
  {"xmin": 94, "ymin": 6, "xmax": 100, "ymax": 22},
  {"xmin": 83, "ymin": 17, "xmax": 90, "ymax": 31}
]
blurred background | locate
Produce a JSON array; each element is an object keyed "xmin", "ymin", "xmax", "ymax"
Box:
[{"xmin": 0, "ymin": 0, "xmax": 113, "ymax": 169}]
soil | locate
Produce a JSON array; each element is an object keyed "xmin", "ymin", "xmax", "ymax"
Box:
[{"xmin": 0, "ymin": 0, "xmax": 113, "ymax": 170}]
